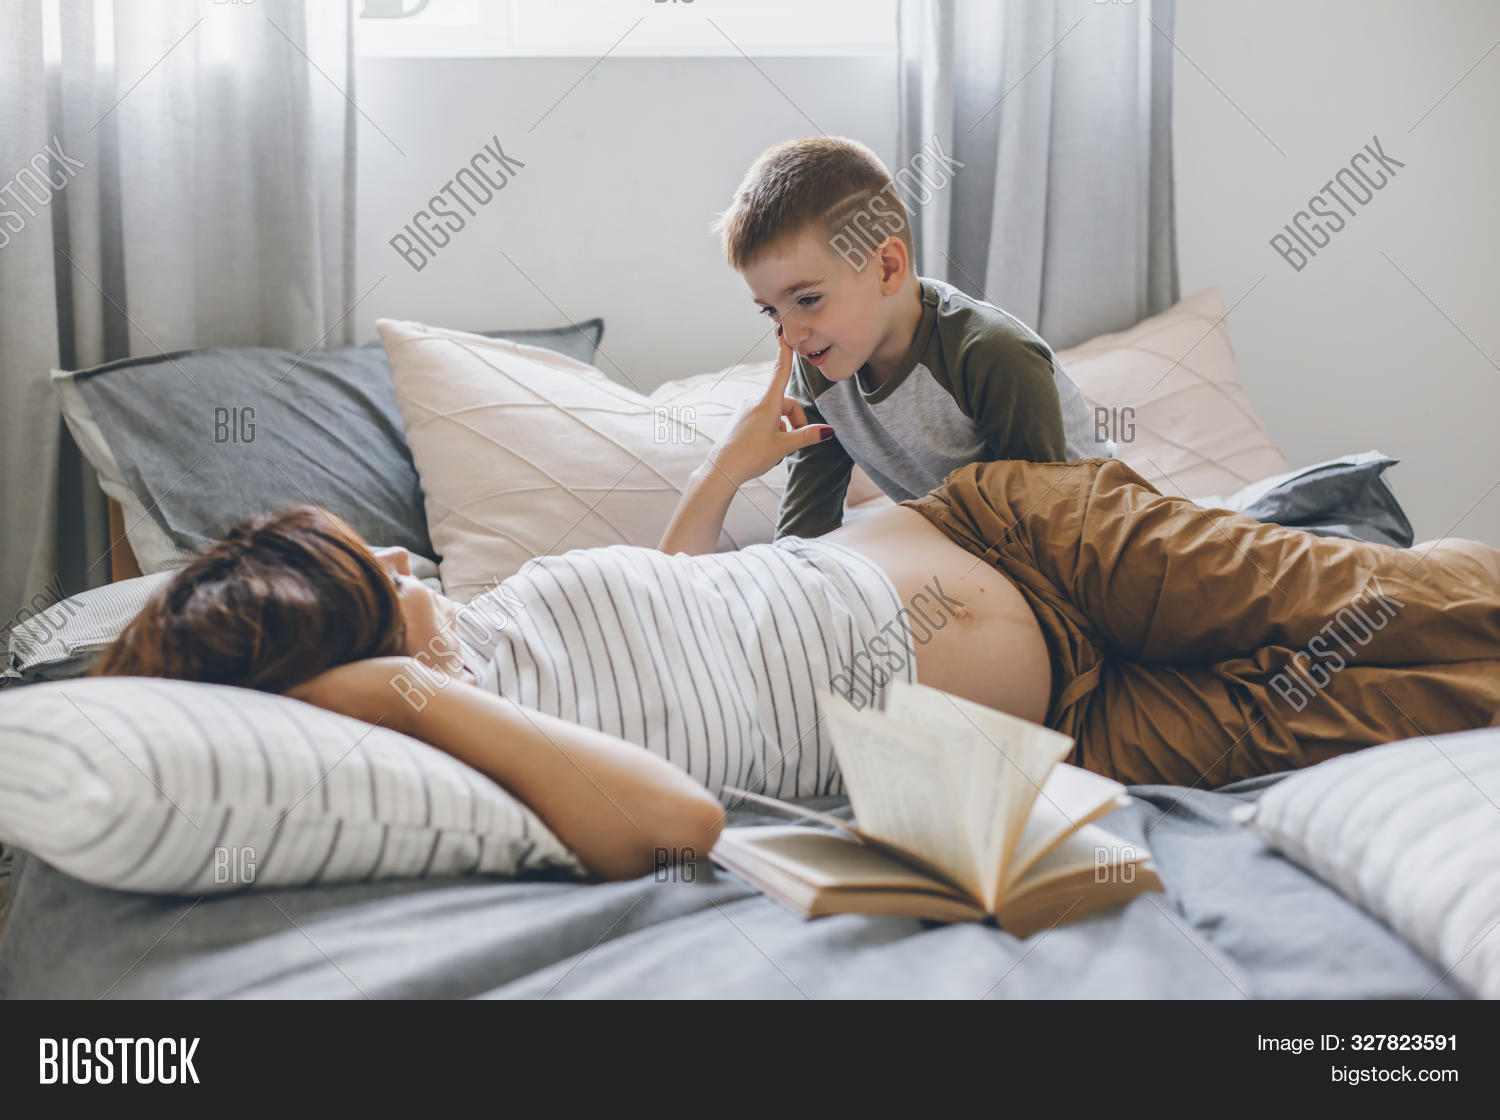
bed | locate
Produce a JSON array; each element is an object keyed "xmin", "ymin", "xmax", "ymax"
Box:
[{"xmin": 4, "ymin": 291, "xmax": 1478, "ymax": 1000}]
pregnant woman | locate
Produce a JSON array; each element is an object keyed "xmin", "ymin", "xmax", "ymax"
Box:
[{"xmin": 95, "ymin": 336, "xmax": 1500, "ymax": 881}]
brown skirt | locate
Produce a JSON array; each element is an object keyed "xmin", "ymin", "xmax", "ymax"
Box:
[{"xmin": 899, "ymin": 458, "xmax": 1500, "ymax": 787}]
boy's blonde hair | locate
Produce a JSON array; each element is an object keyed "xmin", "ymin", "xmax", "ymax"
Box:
[{"xmin": 711, "ymin": 136, "xmax": 915, "ymax": 273}]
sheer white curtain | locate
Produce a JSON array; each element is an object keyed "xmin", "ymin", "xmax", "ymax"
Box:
[
  {"xmin": 896, "ymin": 0, "xmax": 1179, "ymax": 350},
  {"xmin": 0, "ymin": 0, "xmax": 356, "ymax": 625}
]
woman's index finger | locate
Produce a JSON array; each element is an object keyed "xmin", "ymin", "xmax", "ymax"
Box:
[{"xmin": 769, "ymin": 327, "xmax": 796, "ymax": 398}]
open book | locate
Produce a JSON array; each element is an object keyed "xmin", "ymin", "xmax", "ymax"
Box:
[{"xmin": 710, "ymin": 680, "xmax": 1162, "ymax": 936}]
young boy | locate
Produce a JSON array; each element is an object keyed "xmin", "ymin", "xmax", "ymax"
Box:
[{"xmin": 712, "ymin": 136, "xmax": 1112, "ymax": 540}]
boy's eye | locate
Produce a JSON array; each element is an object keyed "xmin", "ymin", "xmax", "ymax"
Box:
[{"xmin": 758, "ymin": 295, "xmax": 819, "ymax": 317}]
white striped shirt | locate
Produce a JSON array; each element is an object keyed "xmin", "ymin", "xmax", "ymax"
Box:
[{"xmin": 452, "ymin": 536, "xmax": 917, "ymax": 799}]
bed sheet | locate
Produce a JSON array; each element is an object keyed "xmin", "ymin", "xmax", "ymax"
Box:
[{"xmin": 0, "ymin": 772, "xmax": 1461, "ymax": 999}]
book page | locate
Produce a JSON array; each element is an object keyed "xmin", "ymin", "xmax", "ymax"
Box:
[
  {"xmin": 1003, "ymin": 765, "xmax": 1131, "ymax": 893},
  {"xmin": 881, "ymin": 680, "xmax": 1073, "ymax": 909},
  {"xmin": 1009, "ymin": 823, "xmax": 1153, "ymax": 898},
  {"xmin": 813, "ymin": 688, "xmax": 982, "ymax": 898},
  {"xmin": 721, "ymin": 786, "xmax": 863, "ymax": 836},
  {"xmin": 711, "ymin": 827, "xmax": 990, "ymax": 923},
  {"xmin": 716, "ymin": 827, "xmax": 972, "ymax": 895}
]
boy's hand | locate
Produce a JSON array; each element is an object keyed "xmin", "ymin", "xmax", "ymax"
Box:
[{"xmin": 707, "ymin": 326, "xmax": 834, "ymax": 487}]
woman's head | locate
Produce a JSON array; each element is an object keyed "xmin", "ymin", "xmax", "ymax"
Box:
[{"xmin": 93, "ymin": 505, "xmax": 459, "ymax": 692}]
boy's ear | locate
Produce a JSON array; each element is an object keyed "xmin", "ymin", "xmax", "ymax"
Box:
[{"xmin": 874, "ymin": 235, "xmax": 910, "ymax": 293}]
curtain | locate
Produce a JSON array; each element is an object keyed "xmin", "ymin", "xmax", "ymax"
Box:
[
  {"xmin": 0, "ymin": 0, "xmax": 355, "ymax": 626},
  {"xmin": 896, "ymin": 0, "xmax": 1179, "ymax": 350}
]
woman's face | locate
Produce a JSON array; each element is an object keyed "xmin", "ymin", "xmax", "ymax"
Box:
[{"xmin": 369, "ymin": 546, "xmax": 475, "ymax": 684}]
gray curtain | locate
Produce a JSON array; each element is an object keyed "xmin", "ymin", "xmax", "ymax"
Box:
[
  {"xmin": 896, "ymin": 0, "xmax": 1179, "ymax": 350},
  {"xmin": 0, "ymin": 0, "xmax": 356, "ymax": 626}
]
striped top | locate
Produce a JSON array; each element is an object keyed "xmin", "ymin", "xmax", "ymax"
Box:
[{"xmin": 452, "ymin": 536, "xmax": 917, "ymax": 799}]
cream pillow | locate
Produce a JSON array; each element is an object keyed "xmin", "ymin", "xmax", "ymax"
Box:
[
  {"xmin": 378, "ymin": 320, "xmax": 794, "ymax": 601},
  {"xmin": 1056, "ymin": 288, "xmax": 1291, "ymax": 498}
]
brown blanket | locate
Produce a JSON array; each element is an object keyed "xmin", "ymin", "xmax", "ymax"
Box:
[{"xmin": 901, "ymin": 458, "xmax": 1500, "ymax": 786}]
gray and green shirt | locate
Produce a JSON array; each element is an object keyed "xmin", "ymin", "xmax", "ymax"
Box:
[{"xmin": 775, "ymin": 276, "xmax": 1111, "ymax": 540}]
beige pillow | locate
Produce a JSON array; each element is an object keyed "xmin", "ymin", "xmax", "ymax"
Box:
[
  {"xmin": 1055, "ymin": 287, "xmax": 1290, "ymax": 498},
  {"xmin": 378, "ymin": 318, "xmax": 798, "ymax": 600}
]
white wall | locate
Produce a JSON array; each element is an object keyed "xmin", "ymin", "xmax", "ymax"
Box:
[
  {"xmin": 355, "ymin": 2, "xmax": 1500, "ymax": 542},
  {"xmin": 1173, "ymin": 0, "xmax": 1500, "ymax": 543},
  {"xmin": 352, "ymin": 57, "xmax": 898, "ymax": 397}
]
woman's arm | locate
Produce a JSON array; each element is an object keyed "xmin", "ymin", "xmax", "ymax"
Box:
[
  {"xmin": 658, "ymin": 327, "xmax": 833, "ymax": 556},
  {"xmin": 658, "ymin": 461, "xmax": 743, "ymax": 557},
  {"xmin": 288, "ymin": 657, "xmax": 725, "ymax": 881}
]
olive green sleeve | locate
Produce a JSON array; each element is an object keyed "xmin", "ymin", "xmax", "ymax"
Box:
[
  {"xmin": 773, "ymin": 361, "xmax": 854, "ymax": 540},
  {"xmin": 950, "ymin": 334, "xmax": 1067, "ymax": 462}
]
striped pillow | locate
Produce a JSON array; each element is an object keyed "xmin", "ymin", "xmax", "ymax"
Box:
[
  {"xmin": 1236, "ymin": 728, "xmax": 1500, "ymax": 999},
  {"xmin": 4, "ymin": 573, "xmax": 175, "ymax": 684},
  {"xmin": 0, "ymin": 677, "xmax": 586, "ymax": 894}
]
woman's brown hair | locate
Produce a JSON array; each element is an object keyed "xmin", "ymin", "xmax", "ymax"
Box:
[{"xmin": 93, "ymin": 506, "xmax": 406, "ymax": 693}]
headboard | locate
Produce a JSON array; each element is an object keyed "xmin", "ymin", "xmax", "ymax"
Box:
[{"xmin": 107, "ymin": 497, "xmax": 144, "ymax": 583}]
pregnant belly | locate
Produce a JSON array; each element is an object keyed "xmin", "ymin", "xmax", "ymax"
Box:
[{"xmin": 821, "ymin": 505, "xmax": 1053, "ymax": 724}]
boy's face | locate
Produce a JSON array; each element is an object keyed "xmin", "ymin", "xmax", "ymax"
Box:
[{"xmin": 741, "ymin": 228, "xmax": 897, "ymax": 383}]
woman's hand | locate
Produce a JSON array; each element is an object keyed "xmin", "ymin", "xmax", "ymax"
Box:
[
  {"xmin": 658, "ymin": 329, "xmax": 836, "ymax": 556},
  {"xmin": 706, "ymin": 327, "xmax": 834, "ymax": 487}
]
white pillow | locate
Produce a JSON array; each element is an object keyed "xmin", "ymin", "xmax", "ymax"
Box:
[
  {"xmin": 0, "ymin": 677, "xmax": 585, "ymax": 894},
  {"xmin": 377, "ymin": 318, "xmax": 795, "ymax": 601},
  {"xmin": 1056, "ymin": 288, "xmax": 1292, "ymax": 498},
  {"xmin": 1235, "ymin": 729, "xmax": 1500, "ymax": 999}
]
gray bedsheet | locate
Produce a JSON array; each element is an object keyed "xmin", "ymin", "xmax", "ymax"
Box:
[{"xmin": 0, "ymin": 773, "xmax": 1463, "ymax": 999}]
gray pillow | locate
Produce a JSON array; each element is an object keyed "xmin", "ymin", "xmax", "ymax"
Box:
[
  {"xmin": 53, "ymin": 320, "xmax": 604, "ymax": 571},
  {"xmin": 1198, "ymin": 450, "xmax": 1415, "ymax": 549}
]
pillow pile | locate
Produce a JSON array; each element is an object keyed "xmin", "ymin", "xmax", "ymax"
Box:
[
  {"xmin": 0, "ymin": 677, "xmax": 586, "ymax": 894},
  {"xmin": 377, "ymin": 318, "xmax": 792, "ymax": 601},
  {"xmin": 53, "ymin": 320, "xmax": 605, "ymax": 575}
]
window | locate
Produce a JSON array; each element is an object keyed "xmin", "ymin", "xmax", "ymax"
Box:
[{"xmin": 355, "ymin": 0, "xmax": 897, "ymax": 59}]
